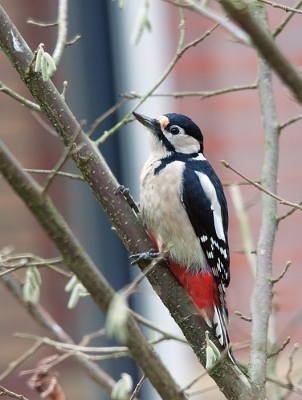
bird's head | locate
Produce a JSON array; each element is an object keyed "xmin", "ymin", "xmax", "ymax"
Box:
[{"xmin": 133, "ymin": 112, "xmax": 204, "ymax": 156}]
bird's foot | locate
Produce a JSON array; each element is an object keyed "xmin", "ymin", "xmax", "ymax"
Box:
[
  {"xmin": 115, "ymin": 185, "xmax": 140, "ymax": 214},
  {"xmin": 129, "ymin": 249, "xmax": 160, "ymax": 265}
]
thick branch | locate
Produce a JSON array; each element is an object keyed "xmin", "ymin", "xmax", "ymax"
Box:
[
  {"xmin": 220, "ymin": 0, "xmax": 302, "ymax": 103},
  {"xmin": 249, "ymin": 4, "xmax": 279, "ymax": 395}
]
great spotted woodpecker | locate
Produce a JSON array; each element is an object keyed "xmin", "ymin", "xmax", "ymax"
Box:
[{"xmin": 133, "ymin": 111, "xmax": 232, "ymax": 352}]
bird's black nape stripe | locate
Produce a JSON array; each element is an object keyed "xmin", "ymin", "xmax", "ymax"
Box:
[{"xmin": 154, "ymin": 152, "xmax": 199, "ymax": 175}]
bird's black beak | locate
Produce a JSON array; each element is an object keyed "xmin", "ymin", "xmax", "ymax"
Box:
[{"xmin": 132, "ymin": 112, "xmax": 160, "ymax": 131}]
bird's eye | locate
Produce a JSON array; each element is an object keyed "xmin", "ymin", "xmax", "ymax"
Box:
[{"xmin": 170, "ymin": 126, "xmax": 180, "ymax": 135}]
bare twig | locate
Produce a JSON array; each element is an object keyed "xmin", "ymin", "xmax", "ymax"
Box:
[
  {"xmin": 132, "ymin": 311, "xmax": 188, "ymax": 344},
  {"xmin": 0, "ymin": 342, "xmax": 42, "ymax": 381},
  {"xmin": 279, "ymin": 113, "xmax": 302, "ymax": 130},
  {"xmin": 271, "ymin": 261, "xmax": 291, "ymax": 284},
  {"xmin": 273, "ymin": 0, "xmax": 302, "ymax": 36},
  {"xmin": 266, "ymin": 374, "xmax": 302, "ymax": 395},
  {"xmin": 285, "ymin": 344, "xmax": 299, "ymax": 385},
  {"xmin": 222, "ymin": 160, "xmax": 302, "ymax": 211},
  {"xmin": 0, "ymin": 386, "xmax": 28, "ymax": 400},
  {"xmin": 65, "ymin": 34, "xmax": 81, "ymax": 46},
  {"xmin": 41, "ymin": 122, "xmax": 84, "ymax": 194},
  {"xmin": 120, "ymin": 82, "xmax": 258, "ymax": 100},
  {"xmin": 20, "ymin": 354, "xmax": 71, "ymax": 377},
  {"xmin": 257, "ymin": 0, "xmax": 302, "ymax": 13},
  {"xmin": 27, "ymin": 19, "xmax": 58, "ymax": 27},
  {"xmin": 86, "ymin": 100, "xmax": 128, "ymax": 137},
  {"xmin": 16, "ymin": 332, "xmax": 129, "ymax": 354},
  {"xmin": 234, "ymin": 311, "xmax": 252, "ymax": 322},
  {"xmin": 0, "ymin": 81, "xmax": 40, "ymax": 111},
  {"xmin": 267, "ymin": 336, "xmax": 290, "ymax": 358},
  {"xmin": 130, "ymin": 375, "xmax": 146, "ymax": 400},
  {"xmin": 0, "ymin": 254, "xmax": 68, "ymax": 278},
  {"xmin": 186, "ymin": 385, "xmax": 217, "ymax": 396},
  {"xmin": 23, "ymin": 169, "xmax": 84, "ymax": 181},
  {"xmin": 277, "ymin": 202, "xmax": 302, "ymax": 223},
  {"xmin": 96, "ymin": 21, "xmax": 220, "ymax": 145}
]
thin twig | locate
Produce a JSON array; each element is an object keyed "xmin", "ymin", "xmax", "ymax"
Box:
[
  {"xmin": 266, "ymin": 374, "xmax": 302, "ymax": 395},
  {"xmin": 0, "ymin": 81, "xmax": 40, "ymax": 111},
  {"xmin": 267, "ymin": 337, "xmax": 290, "ymax": 358},
  {"xmin": 96, "ymin": 21, "xmax": 219, "ymax": 145},
  {"xmin": 0, "ymin": 342, "xmax": 42, "ymax": 381},
  {"xmin": 65, "ymin": 34, "xmax": 81, "ymax": 46},
  {"xmin": 186, "ymin": 385, "xmax": 217, "ymax": 396},
  {"xmin": 41, "ymin": 122, "xmax": 84, "ymax": 194},
  {"xmin": 277, "ymin": 202, "xmax": 302, "ymax": 223},
  {"xmin": 222, "ymin": 160, "xmax": 302, "ymax": 211},
  {"xmin": 270, "ymin": 261, "xmax": 291, "ymax": 284},
  {"xmin": 16, "ymin": 332, "xmax": 170, "ymax": 362},
  {"xmin": 86, "ymin": 100, "xmax": 128, "ymax": 137},
  {"xmin": 16, "ymin": 333, "xmax": 129, "ymax": 354},
  {"xmin": 27, "ymin": 19, "xmax": 58, "ymax": 27},
  {"xmin": 223, "ymin": 179, "xmax": 261, "ymax": 187},
  {"xmin": 20, "ymin": 353, "xmax": 71, "ymax": 376},
  {"xmin": 234, "ymin": 311, "xmax": 252, "ymax": 322},
  {"xmin": 0, "ymin": 386, "xmax": 29, "ymax": 400},
  {"xmin": 273, "ymin": 0, "xmax": 302, "ymax": 36},
  {"xmin": 0, "ymin": 254, "xmax": 68, "ymax": 278},
  {"xmin": 23, "ymin": 168, "xmax": 84, "ymax": 181},
  {"xmin": 130, "ymin": 375, "xmax": 146, "ymax": 400},
  {"xmin": 279, "ymin": 113, "xmax": 302, "ymax": 130},
  {"xmin": 121, "ymin": 82, "xmax": 258, "ymax": 100},
  {"xmin": 285, "ymin": 344, "xmax": 299, "ymax": 385},
  {"xmin": 258, "ymin": 0, "xmax": 302, "ymax": 13},
  {"xmin": 131, "ymin": 311, "xmax": 188, "ymax": 344}
]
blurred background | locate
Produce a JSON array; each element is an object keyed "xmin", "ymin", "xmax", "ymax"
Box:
[{"xmin": 0, "ymin": 0, "xmax": 302, "ymax": 399}]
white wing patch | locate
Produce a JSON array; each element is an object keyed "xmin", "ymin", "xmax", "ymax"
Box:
[{"xmin": 195, "ymin": 171, "xmax": 225, "ymax": 242}]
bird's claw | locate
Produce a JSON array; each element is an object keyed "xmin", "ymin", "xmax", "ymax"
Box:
[
  {"xmin": 129, "ymin": 249, "xmax": 160, "ymax": 265},
  {"xmin": 115, "ymin": 185, "xmax": 140, "ymax": 214}
]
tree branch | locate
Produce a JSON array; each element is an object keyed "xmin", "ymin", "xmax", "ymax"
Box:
[
  {"xmin": 248, "ymin": 4, "xmax": 279, "ymax": 395},
  {"xmin": 0, "ymin": 386, "xmax": 28, "ymax": 400},
  {"xmin": 219, "ymin": 0, "xmax": 302, "ymax": 103}
]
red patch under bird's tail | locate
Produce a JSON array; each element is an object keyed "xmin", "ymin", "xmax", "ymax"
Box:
[{"xmin": 169, "ymin": 259, "xmax": 229, "ymax": 348}]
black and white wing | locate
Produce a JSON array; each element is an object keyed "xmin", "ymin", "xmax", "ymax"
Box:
[{"xmin": 181, "ymin": 158, "xmax": 230, "ymax": 307}]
